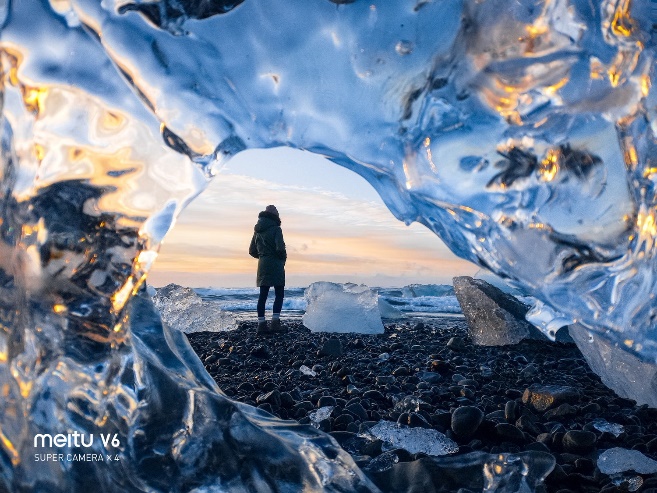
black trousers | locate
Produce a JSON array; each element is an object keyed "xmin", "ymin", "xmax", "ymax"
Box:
[{"xmin": 257, "ymin": 285, "xmax": 284, "ymax": 318}]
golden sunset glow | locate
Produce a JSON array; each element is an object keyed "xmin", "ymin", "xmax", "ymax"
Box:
[{"xmin": 150, "ymin": 149, "xmax": 477, "ymax": 287}]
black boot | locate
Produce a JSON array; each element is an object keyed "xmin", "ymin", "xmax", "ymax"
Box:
[
  {"xmin": 257, "ymin": 320, "xmax": 269, "ymax": 334},
  {"xmin": 270, "ymin": 318, "xmax": 283, "ymax": 332}
]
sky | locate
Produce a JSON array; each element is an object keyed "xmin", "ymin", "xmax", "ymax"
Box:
[{"xmin": 149, "ymin": 147, "xmax": 478, "ymax": 288}]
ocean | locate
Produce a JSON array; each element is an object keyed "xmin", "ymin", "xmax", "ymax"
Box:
[{"xmin": 194, "ymin": 286, "xmax": 464, "ymax": 321}]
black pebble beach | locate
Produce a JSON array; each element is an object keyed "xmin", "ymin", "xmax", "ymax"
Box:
[{"xmin": 188, "ymin": 319, "xmax": 657, "ymax": 493}]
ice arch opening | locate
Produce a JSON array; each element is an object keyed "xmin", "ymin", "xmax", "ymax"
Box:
[{"xmin": 151, "ymin": 146, "xmax": 477, "ymax": 289}]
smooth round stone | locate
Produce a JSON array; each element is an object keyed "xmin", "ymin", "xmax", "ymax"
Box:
[
  {"xmin": 363, "ymin": 390, "xmax": 385, "ymax": 401},
  {"xmin": 505, "ymin": 400, "xmax": 520, "ymax": 422},
  {"xmin": 250, "ymin": 345, "xmax": 271, "ymax": 359},
  {"xmin": 451, "ymin": 373, "xmax": 466, "ymax": 383},
  {"xmin": 334, "ymin": 414, "xmax": 355, "ymax": 426},
  {"xmin": 346, "ymin": 422, "xmax": 360, "ymax": 433},
  {"xmin": 451, "ymin": 406, "xmax": 484, "ymax": 437},
  {"xmin": 525, "ymin": 441, "xmax": 551, "ymax": 453},
  {"xmin": 318, "ymin": 396, "xmax": 337, "ymax": 408},
  {"xmin": 351, "ymin": 339, "xmax": 366, "ymax": 349},
  {"xmin": 279, "ymin": 392, "xmax": 296, "ymax": 408},
  {"xmin": 459, "ymin": 387, "xmax": 475, "ymax": 400},
  {"xmin": 495, "ymin": 423, "xmax": 526, "ymax": 444},
  {"xmin": 346, "ymin": 403, "xmax": 368, "ymax": 421},
  {"xmin": 562, "ymin": 430, "xmax": 597, "ymax": 453},
  {"xmin": 447, "ymin": 337, "xmax": 465, "ymax": 350},
  {"xmin": 581, "ymin": 403, "xmax": 602, "ymax": 414},
  {"xmin": 237, "ymin": 382, "xmax": 254, "ymax": 392},
  {"xmin": 430, "ymin": 360, "xmax": 451, "ymax": 373},
  {"xmin": 346, "ymin": 385, "xmax": 360, "ymax": 395}
]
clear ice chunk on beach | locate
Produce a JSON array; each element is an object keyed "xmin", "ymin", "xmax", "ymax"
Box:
[
  {"xmin": 361, "ymin": 421, "xmax": 458, "ymax": 456},
  {"xmin": 453, "ymin": 276, "xmax": 541, "ymax": 346},
  {"xmin": 591, "ymin": 419, "xmax": 624, "ymax": 437},
  {"xmin": 569, "ymin": 326, "xmax": 657, "ymax": 408},
  {"xmin": 612, "ymin": 475, "xmax": 643, "ymax": 492},
  {"xmin": 393, "ymin": 396, "xmax": 422, "ymax": 413},
  {"xmin": 597, "ymin": 448, "xmax": 657, "ymax": 475},
  {"xmin": 299, "ymin": 365, "xmax": 317, "ymax": 377},
  {"xmin": 378, "ymin": 297, "xmax": 404, "ymax": 320},
  {"xmin": 152, "ymin": 284, "xmax": 236, "ymax": 333},
  {"xmin": 303, "ymin": 282, "xmax": 384, "ymax": 334},
  {"xmin": 309, "ymin": 406, "xmax": 334, "ymax": 427}
]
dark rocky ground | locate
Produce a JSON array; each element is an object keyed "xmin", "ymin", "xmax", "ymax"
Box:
[{"xmin": 187, "ymin": 319, "xmax": 657, "ymax": 493}]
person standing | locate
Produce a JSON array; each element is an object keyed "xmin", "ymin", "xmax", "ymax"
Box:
[{"xmin": 249, "ymin": 205, "xmax": 287, "ymax": 334}]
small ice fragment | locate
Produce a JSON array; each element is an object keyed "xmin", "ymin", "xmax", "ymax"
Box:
[
  {"xmin": 365, "ymin": 452, "xmax": 399, "ymax": 472},
  {"xmin": 592, "ymin": 419, "xmax": 624, "ymax": 437},
  {"xmin": 309, "ymin": 406, "xmax": 334, "ymax": 427},
  {"xmin": 393, "ymin": 395, "xmax": 421, "ymax": 413},
  {"xmin": 153, "ymin": 284, "xmax": 235, "ymax": 333},
  {"xmin": 612, "ymin": 475, "xmax": 643, "ymax": 492},
  {"xmin": 597, "ymin": 448, "xmax": 657, "ymax": 475},
  {"xmin": 378, "ymin": 352, "xmax": 390, "ymax": 361},
  {"xmin": 360, "ymin": 420, "xmax": 458, "ymax": 456},
  {"xmin": 299, "ymin": 365, "xmax": 316, "ymax": 377}
]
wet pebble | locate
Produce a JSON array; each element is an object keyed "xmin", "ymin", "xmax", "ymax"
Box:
[{"xmin": 451, "ymin": 406, "xmax": 483, "ymax": 438}]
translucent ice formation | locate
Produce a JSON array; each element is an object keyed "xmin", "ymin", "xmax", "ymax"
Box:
[
  {"xmin": 152, "ymin": 283, "xmax": 236, "ymax": 333},
  {"xmin": 597, "ymin": 447, "xmax": 657, "ymax": 475},
  {"xmin": 569, "ymin": 325, "xmax": 657, "ymax": 407},
  {"xmin": 367, "ymin": 451, "xmax": 555, "ymax": 493},
  {"xmin": 299, "ymin": 365, "xmax": 317, "ymax": 377},
  {"xmin": 361, "ymin": 421, "xmax": 459, "ymax": 456},
  {"xmin": 303, "ymin": 282, "xmax": 384, "ymax": 334},
  {"xmin": 377, "ymin": 297, "xmax": 404, "ymax": 320},
  {"xmin": 454, "ymin": 276, "xmax": 545, "ymax": 345},
  {"xmin": 483, "ymin": 452, "xmax": 555, "ymax": 493},
  {"xmin": 1, "ymin": 0, "xmax": 657, "ymax": 490},
  {"xmin": 310, "ymin": 406, "xmax": 334, "ymax": 427},
  {"xmin": 591, "ymin": 419, "xmax": 625, "ymax": 437}
]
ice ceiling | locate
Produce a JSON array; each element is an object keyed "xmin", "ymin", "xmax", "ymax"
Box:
[{"xmin": 0, "ymin": 0, "xmax": 656, "ymax": 490}]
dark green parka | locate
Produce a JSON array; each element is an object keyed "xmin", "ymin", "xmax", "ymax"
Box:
[{"xmin": 249, "ymin": 211, "xmax": 287, "ymax": 287}]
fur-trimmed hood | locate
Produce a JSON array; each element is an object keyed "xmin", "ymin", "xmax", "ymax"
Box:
[{"xmin": 254, "ymin": 211, "xmax": 281, "ymax": 232}]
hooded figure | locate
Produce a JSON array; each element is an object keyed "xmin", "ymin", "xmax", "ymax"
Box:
[{"xmin": 249, "ymin": 205, "xmax": 286, "ymax": 333}]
